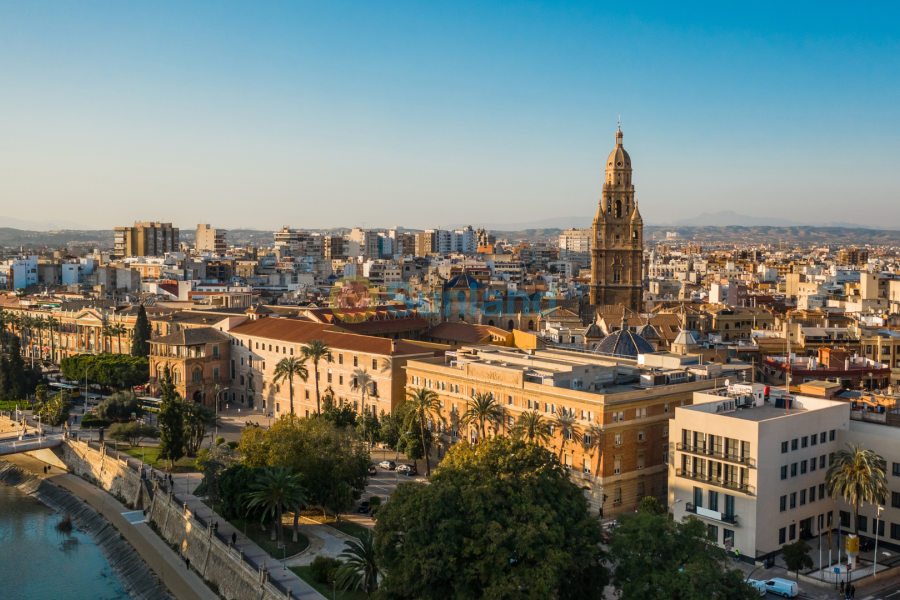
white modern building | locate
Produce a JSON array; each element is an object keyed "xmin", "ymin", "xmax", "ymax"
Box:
[{"xmin": 669, "ymin": 385, "xmax": 849, "ymax": 561}]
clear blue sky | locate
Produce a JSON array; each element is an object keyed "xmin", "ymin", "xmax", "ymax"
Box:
[{"xmin": 1, "ymin": 1, "xmax": 898, "ymax": 230}]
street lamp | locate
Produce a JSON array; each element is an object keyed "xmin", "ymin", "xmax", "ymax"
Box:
[{"xmin": 875, "ymin": 505, "xmax": 884, "ymax": 576}]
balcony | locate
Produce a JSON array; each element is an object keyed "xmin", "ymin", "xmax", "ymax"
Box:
[
  {"xmin": 676, "ymin": 443, "xmax": 756, "ymax": 468},
  {"xmin": 676, "ymin": 468, "xmax": 755, "ymax": 496},
  {"xmin": 685, "ymin": 502, "xmax": 738, "ymax": 525}
]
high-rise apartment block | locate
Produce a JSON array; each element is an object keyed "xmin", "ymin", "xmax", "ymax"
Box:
[
  {"xmin": 195, "ymin": 224, "xmax": 227, "ymax": 254},
  {"xmin": 559, "ymin": 228, "xmax": 592, "ymax": 268},
  {"xmin": 349, "ymin": 228, "xmax": 380, "ymax": 260},
  {"xmin": 838, "ymin": 247, "xmax": 868, "ymax": 266},
  {"xmin": 113, "ymin": 222, "xmax": 179, "ymax": 258}
]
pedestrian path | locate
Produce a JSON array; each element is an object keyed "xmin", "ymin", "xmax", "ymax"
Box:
[{"xmin": 285, "ymin": 521, "xmax": 361, "ymax": 567}]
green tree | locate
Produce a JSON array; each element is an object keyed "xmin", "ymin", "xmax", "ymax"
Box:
[
  {"xmin": 246, "ymin": 466, "xmax": 308, "ymax": 547},
  {"xmin": 5, "ymin": 336, "xmax": 27, "ymax": 402},
  {"xmin": 300, "ymin": 339, "xmax": 331, "ymax": 414},
  {"xmin": 44, "ymin": 315, "xmax": 59, "ymax": 362},
  {"xmin": 157, "ymin": 366, "xmax": 185, "ymax": 469},
  {"xmin": 374, "ymin": 437, "xmax": 607, "ymax": 600},
  {"xmin": 35, "ymin": 384, "xmax": 49, "ymax": 402},
  {"xmin": 460, "ymin": 391, "xmax": 504, "ymax": 440},
  {"xmin": 781, "ymin": 539, "xmax": 814, "ymax": 581},
  {"xmin": 321, "ymin": 395, "xmax": 359, "ymax": 429},
  {"xmin": 195, "ymin": 444, "xmax": 240, "ymax": 506},
  {"xmin": 826, "ymin": 443, "xmax": 888, "ymax": 535},
  {"xmin": 608, "ymin": 502, "xmax": 757, "ymax": 600},
  {"xmin": 402, "ymin": 387, "xmax": 443, "ymax": 476},
  {"xmin": 96, "ymin": 391, "xmax": 141, "ymax": 422},
  {"xmin": 34, "ymin": 391, "xmax": 71, "ymax": 426},
  {"xmin": 182, "ymin": 401, "xmax": 216, "ymax": 456},
  {"xmin": 60, "ymin": 354, "xmax": 149, "ymax": 389},
  {"xmin": 131, "ymin": 305, "xmax": 152, "ymax": 358},
  {"xmin": 396, "ymin": 430, "xmax": 426, "ymax": 470},
  {"xmin": 356, "ymin": 410, "xmax": 380, "ymax": 445},
  {"xmin": 511, "ymin": 411, "xmax": 550, "ymax": 444},
  {"xmin": 272, "ymin": 356, "xmax": 308, "ymax": 415},
  {"xmin": 335, "ymin": 529, "xmax": 381, "ymax": 597},
  {"xmin": 379, "ymin": 410, "xmax": 402, "ymax": 450},
  {"xmin": 218, "ymin": 464, "xmax": 267, "ymax": 522},
  {"xmin": 108, "ymin": 421, "xmax": 160, "ymax": 446}
]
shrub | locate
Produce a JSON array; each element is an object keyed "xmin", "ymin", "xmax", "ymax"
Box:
[
  {"xmin": 310, "ymin": 556, "xmax": 342, "ymax": 584},
  {"xmin": 215, "ymin": 437, "xmax": 225, "ymax": 446},
  {"xmin": 80, "ymin": 415, "xmax": 113, "ymax": 429},
  {"xmin": 369, "ymin": 496, "xmax": 382, "ymax": 509},
  {"xmin": 226, "ymin": 441, "xmax": 239, "ymax": 450}
]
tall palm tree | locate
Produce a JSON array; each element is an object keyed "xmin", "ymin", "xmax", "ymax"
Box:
[
  {"xmin": 246, "ymin": 467, "xmax": 308, "ymax": 547},
  {"xmin": 102, "ymin": 324, "xmax": 117, "ymax": 354},
  {"xmin": 20, "ymin": 315, "xmax": 35, "ymax": 364},
  {"xmin": 44, "ymin": 315, "xmax": 59, "ymax": 362},
  {"xmin": 553, "ymin": 413, "xmax": 581, "ymax": 463},
  {"xmin": 300, "ymin": 339, "xmax": 331, "ymax": 414},
  {"xmin": 460, "ymin": 391, "xmax": 504, "ymax": 440},
  {"xmin": 0, "ymin": 310, "xmax": 11, "ymax": 354},
  {"xmin": 512, "ymin": 411, "xmax": 551, "ymax": 445},
  {"xmin": 335, "ymin": 529, "xmax": 381, "ymax": 598},
  {"xmin": 403, "ymin": 387, "xmax": 443, "ymax": 476},
  {"xmin": 272, "ymin": 357, "xmax": 309, "ymax": 415},
  {"xmin": 826, "ymin": 443, "xmax": 888, "ymax": 535},
  {"xmin": 105, "ymin": 323, "xmax": 124, "ymax": 354}
]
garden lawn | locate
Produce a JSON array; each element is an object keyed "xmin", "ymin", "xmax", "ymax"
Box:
[
  {"xmin": 104, "ymin": 443, "xmax": 199, "ymax": 472},
  {"xmin": 0, "ymin": 400, "xmax": 33, "ymax": 411},
  {"xmin": 202, "ymin": 500, "xmax": 309, "ymax": 558},
  {"xmin": 289, "ymin": 566, "xmax": 368, "ymax": 600}
]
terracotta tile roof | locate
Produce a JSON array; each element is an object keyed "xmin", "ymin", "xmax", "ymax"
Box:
[
  {"xmin": 151, "ymin": 327, "xmax": 232, "ymax": 346},
  {"xmin": 425, "ymin": 322, "xmax": 510, "ymax": 344},
  {"xmin": 230, "ymin": 317, "xmax": 443, "ymax": 357}
]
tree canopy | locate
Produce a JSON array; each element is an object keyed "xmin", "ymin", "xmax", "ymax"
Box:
[
  {"xmin": 607, "ymin": 500, "xmax": 757, "ymax": 600},
  {"xmin": 96, "ymin": 391, "xmax": 142, "ymax": 422},
  {"xmin": 60, "ymin": 353, "xmax": 149, "ymax": 389},
  {"xmin": 373, "ymin": 437, "xmax": 607, "ymax": 600},
  {"xmin": 131, "ymin": 305, "xmax": 151, "ymax": 358}
]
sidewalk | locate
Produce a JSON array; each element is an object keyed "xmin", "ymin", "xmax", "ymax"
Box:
[{"xmin": 731, "ymin": 555, "xmax": 900, "ymax": 599}]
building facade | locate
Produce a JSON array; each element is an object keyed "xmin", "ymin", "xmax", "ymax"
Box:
[
  {"xmin": 590, "ymin": 128, "xmax": 643, "ymax": 311},
  {"xmin": 113, "ymin": 222, "xmax": 179, "ymax": 258},
  {"xmin": 196, "ymin": 224, "xmax": 227, "ymax": 254}
]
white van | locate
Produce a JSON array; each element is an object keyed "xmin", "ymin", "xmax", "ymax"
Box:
[
  {"xmin": 764, "ymin": 578, "xmax": 799, "ymax": 597},
  {"xmin": 746, "ymin": 579, "xmax": 766, "ymax": 596}
]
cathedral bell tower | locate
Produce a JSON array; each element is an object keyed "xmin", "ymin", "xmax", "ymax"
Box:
[{"xmin": 589, "ymin": 127, "xmax": 643, "ymax": 311}]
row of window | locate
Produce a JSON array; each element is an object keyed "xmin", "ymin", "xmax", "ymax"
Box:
[
  {"xmin": 779, "ymin": 484, "xmax": 826, "ymax": 511},
  {"xmin": 780, "ymin": 454, "xmax": 832, "ymax": 479},
  {"xmin": 234, "ymin": 337, "xmax": 377, "ymax": 369},
  {"xmin": 780, "ymin": 430, "xmax": 835, "ymax": 453}
]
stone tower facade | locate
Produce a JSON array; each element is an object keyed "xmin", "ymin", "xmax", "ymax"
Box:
[{"xmin": 589, "ymin": 128, "xmax": 643, "ymax": 310}]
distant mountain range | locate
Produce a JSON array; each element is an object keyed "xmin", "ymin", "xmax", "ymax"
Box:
[
  {"xmin": 665, "ymin": 211, "xmax": 881, "ymax": 229},
  {"xmin": 445, "ymin": 216, "xmax": 593, "ymax": 231}
]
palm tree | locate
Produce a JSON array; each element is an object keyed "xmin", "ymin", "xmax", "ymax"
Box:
[
  {"xmin": 825, "ymin": 443, "xmax": 888, "ymax": 535},
  {"xmin": 102, "ymin": 324, "xmax": 117, "ymax": 354},
  {"xmin": 512, "ymin": 411, "xmax": 551, "ymax": 444},
  {"xmin": 106, "ymin": 323, "xmax": 125, "ymax": 354},
  {"xmin": 335, "ymin": 529, "xmax": 381, "ymax": 598},
  {"xmin": 246, "ymin": 467, "xmax": 308, "ymax": 547},
  {"xmin": 0, "ymin": 310, "xmax": 12, "ymax": 354},
  {"xmin": 20, "ymin": 315, "xmax": 35, "ymax": 364},
  {"xmin": 403, "ymin": 387, "xmax": 443, "ymax": 476},
  {"xmin": 352, "ymin": 367, "xmax": 374, "ymax": 419},
  {"xmin": 44, "ymin": 315, "xmax": 59, "ymax": 362},
  {"xmin": 272, "ymin": 357, "xmax": 308, "ymax": 415},
  {"xmin": 460, "ymin": 391, "xmax": 504, "ymax": 441},
  {"xmin": 553, "ymin": 413, "xmax": 581, "ymax": 463},
  {"xmin": 300, "ymin": 339, "xmax": 331, "ymax": 414}
]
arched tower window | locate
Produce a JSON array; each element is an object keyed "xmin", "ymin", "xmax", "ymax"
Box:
[{"xmin": 615, "ymin": 200, "xmax": 622, "ymax": 218}]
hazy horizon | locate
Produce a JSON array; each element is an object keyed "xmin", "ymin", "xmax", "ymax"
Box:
[{"xmin": 1, "ymin": 2, "xmax": 898, "ymax": 231}]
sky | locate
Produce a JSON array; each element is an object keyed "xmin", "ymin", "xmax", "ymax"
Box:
[{"xmin": 0, "ymin": 1, "xmax": 898, "ymax": 231}]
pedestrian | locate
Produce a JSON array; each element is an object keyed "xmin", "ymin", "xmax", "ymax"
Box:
[
  {"xmin": 185, "ymin": 557, "xmax": 190, "ymax": 570},
  {"xmin": 851, "ymin": 584, "xmax": 856, "ymax": 599},
  {"xmin": 840, "ymin": 580, "xmax": 845, "ymax": 595},
  {"xmin": 43, "ymin": 466, "xmax": 47, "ymax": 474},
  {"xmin": 232, "ymin": 532, "xmax": 237, "ymax": 545},
  {"xmin": 214, "ymin": 521, "xmax": 218, "ymax": 533}
]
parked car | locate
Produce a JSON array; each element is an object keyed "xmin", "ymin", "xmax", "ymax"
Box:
[
  {"xmin": 397, "ymin": 464, "xmax": 418, "ymax": 475},
  {"xmin": 358, "ymin": 501, "xmax": 371, "ymax": 514},
  {"xmin": 405, "ymin": 465, "xmax": 418, "ymax": 476},
  {"xmin": 859, "ymin": 538, "xmax": 875, "ymax": 552},
  {"xmin": 746, "ymin": 579, "xmax": 766, "ymax": 597},
  {"xmin": 379, "ymin": 460, "xmax": 396, "ymax": 470},
  {"xmin": 367, "ymin": 465, "xmax": 378, "ymax": 476},
  {"xmin": 764, "ymin": 578, "xmax": 799, "ymax": 598}
]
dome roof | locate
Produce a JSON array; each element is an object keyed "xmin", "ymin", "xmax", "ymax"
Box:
[
  {"xmin": 607, "ymin": 128, "xmax": 631, "ymax": 170},
  {"xmin": 673, "ymin": 329, "xmax": 698, "ymax": 347},
  {"xmin": 445, "ymin": 272, "xmax": 482, "ymax": 290},
  {"xmin": 593, "ymin": 327, "xmax": 655, "ymax": 359}
]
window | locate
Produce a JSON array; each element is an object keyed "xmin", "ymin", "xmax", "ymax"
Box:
[
  {"xmin": 781, "ymin": 466, "xmax": 788, "ymax": 480},
  {"xmin": 820, "ymin": 455, "xmax": 826, "ymax": 469},
  {"xmin": 638, "ymin": 430, "xmax": 645, "ymax": 442},
  {"xmin": 212, "ymin": 345, "xmax": 219, "ymax": 358},
  {"xmin": 708, "ymin": 490, "xmax": 719, "ymax": 512},
  {"xmin": 810, "ymin": 434, "xmax": 817, "ymax": 447},
  {"xmin": 877, "ymin": 520, "xmax": 885, "ymax": 537},
  {"xmin": 790, "ymin": 492, "xmax": 797, "ymax": 509},
  {"xmin": 829, "ymin": 429, "xmax": 835, "ymax": 441},
  {"xmin": 809, "ymin": 486, "xmax": 816, "ymax": 502},
  {"xmin": 820, "ymin": 432, "xmax": 826, "ymax": 443},
  {"xmin": 614, "ymin": 434, "xmax": 622, "ymax": 446},
  {"xmin": 614, "ymin": 487, "xmax": 622, "ymax": 503},
  {"xmin": 781, "ymin": 441, "xmax": 788, "ymax": 453},
  {"xmin": 372, "ymin": 359, "xmax": 377, "ymax": 370},
  {"xmin": 339, "ymin": 354, "xmax": 343, "ymax": 364},
  {"xmin": 665, "ymin": 403, "xmax": 669, "ymax": 413},
  {"xmin": 614, "ymin": 457, "xmax": 622, "ymax": 474},
  {"xmin": 583, "ymin": 458, "xmax": 591, "ymax": 475},
  {"xmin": 801, "ymin": 436, "xmax": 808, "ymax": 448},
  {"xmin": 508, "ymin": 395, "xmax": 513, "ymax": 405},
  {"xmin": 791, "ymin": 439, "xmax": 798, "ymax": 451},
  {"xmin": 892, "ymin": 492, "xmax": 900, "ymax": 509},
  {"xmin": 800, "ymin": 460, "xmax": 807, "ymax": 475},
  {"xmin": 707, "ymin": 524, "xmax": 718, "ymax": 542},
  {"xmin": 779, "ymin": 527, "xmax": 786, "ymax": 544},
  {"xmin": 353, "ymin": 356, "xmax": 358, "ymax": 367},
  {"xmin": 819, "ymin": 483, "xmax": 825, "ymax": 499},
  {"xmin": 893, "ymin": 523, "xmax": 900, "ymax": 541},
  {"xmin": 637, "ymin": 454, "xmax": 645, "ymax": 470},
  {"xmin": 893, "ymin": 463, "xmax": 900, "ymax": 477},
  {"xmin": 809, "ymin": 458, "xmax": 816, "ymax": 472},
  {"xmin": 859, "ymin": 516, "xmax": 868, "ymax": 533},
  {"xmin": 663, "ymin": 425, "xmax": 669, "ymax": 437},
  {"xmin": 840, "ymin": 511, "xmax": 851, "ymax": 528},
  {"xmin": 789, "ymin": 524, "xmax": 796, "ymax": 541},
  {"xmin": 213, "ymin": 367, "xmax": 219, "ymax": 382},
  {"xmin": 791, "ymin": 463, "xmax": 797, "ymax": 477},
  {"xmin": 800, "ymin": 489, "xmax": 806, "ymax": 506}
]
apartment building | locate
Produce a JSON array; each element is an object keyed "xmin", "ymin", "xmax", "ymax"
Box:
[
  {"xmin": 227, "ymin": 316, "xmax": 445, "ymax": 416},
  {"xmin": 559, "ymin": 228, "xmax": 592, "ymax": 269},
  {"xmin": 404, "ymin": 345, "xmax": 751, "ymax": 518},
  {"xmin": 668, "ymin": 387, "xmax": 848, "ymax": 561},
  {"xmin": 113, "ymin": 222, "xmax": 179, "ymax": 258},
  {"xmin": 195, "ymin": 224, "xmax": 227, "ymax": 254},
  {"xmin": 349, "ymin": 228, "xmax": 380, "ymax": 260}
]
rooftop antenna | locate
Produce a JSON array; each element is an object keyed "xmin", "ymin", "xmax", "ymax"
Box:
[{"xmin": 618, "ymin": 116, "xmax": 621, "ymax": 131}]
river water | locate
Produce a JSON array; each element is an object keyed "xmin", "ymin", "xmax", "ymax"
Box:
[{"xmin": 0, "ymin": 483, "xmax": 129, "ymax": 600}]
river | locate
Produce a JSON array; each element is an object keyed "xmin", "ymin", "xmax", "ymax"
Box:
[{"xmin": 0, "ymin": 482, "xmax": 129, "ymax": 600}]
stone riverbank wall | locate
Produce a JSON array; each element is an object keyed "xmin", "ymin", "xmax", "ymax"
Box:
[
  {"xmin": 61, "ymin": 438, "xmax": 296, "ymax": 600},
  {"xmin": 0, "ymin": 459, "xmax": 174, "ymax": 600}
]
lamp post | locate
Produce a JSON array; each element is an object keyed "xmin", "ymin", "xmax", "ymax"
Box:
[
  {"xmin": 84, "ymin": 364, "xmax": 93, "ymax": 416},
  {"xmin": 875, "ymin": 505, "xmax": 884, "ymax": 576}
]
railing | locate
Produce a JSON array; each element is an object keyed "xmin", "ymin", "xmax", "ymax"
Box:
[
  {"xmin": 676, "ymin": 468, "xmax": 755, "ymax": 495},
  {"xmin": 685, "ymin": 502, "xmax": 738, "ymax": 524},
  {"xmin": 676, "ymin": 442, "xmax": 756, "ymax": 468}
]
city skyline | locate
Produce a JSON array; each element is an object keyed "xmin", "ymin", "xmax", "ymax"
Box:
[{"xmin": 1, "ymin": 2, "xmax": 898, "ymax": 230}]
